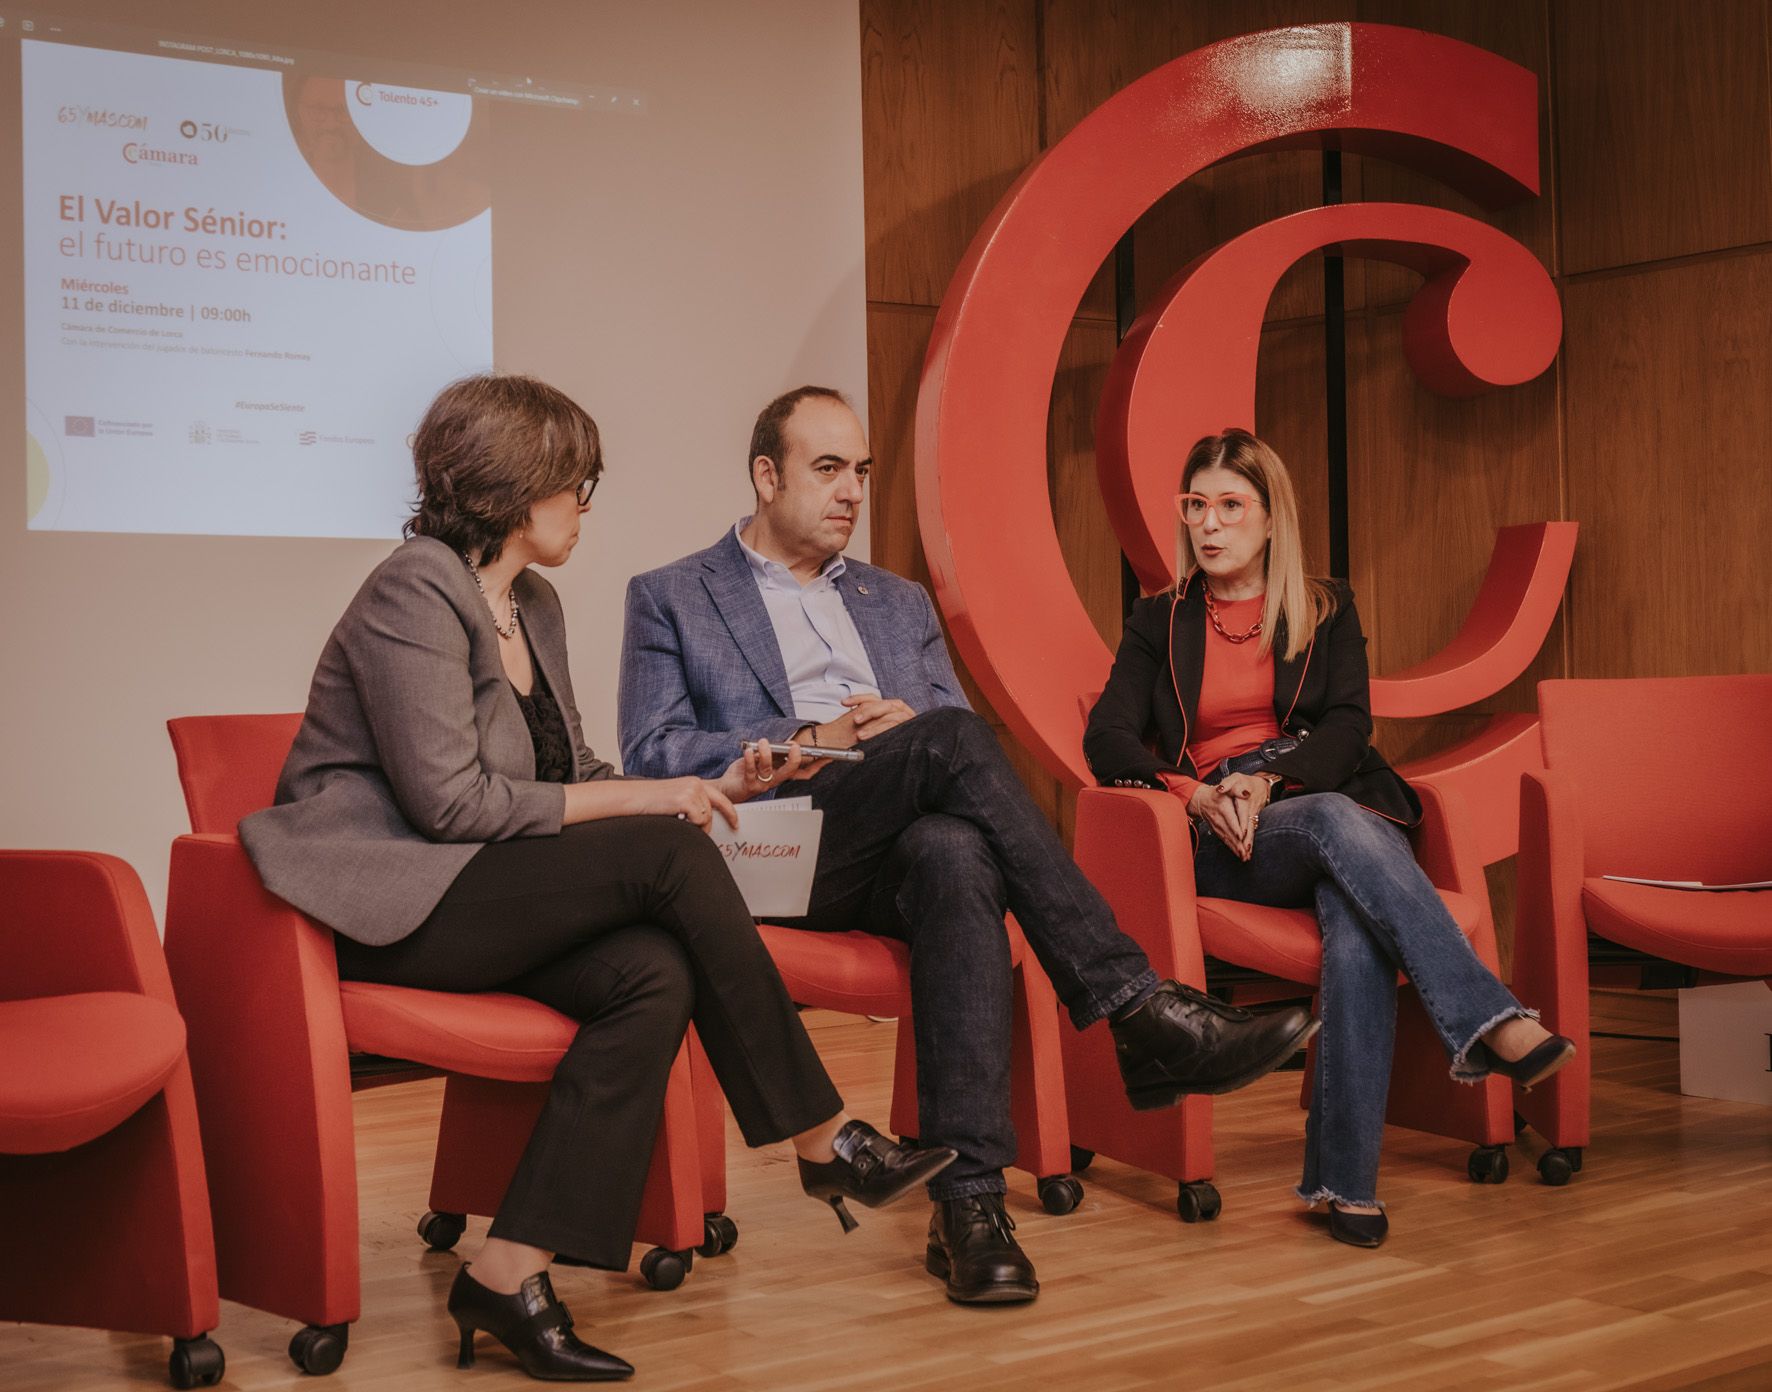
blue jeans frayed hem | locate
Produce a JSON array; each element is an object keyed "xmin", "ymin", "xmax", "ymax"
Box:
[{"xmin": 1296, "ymin": 1185, "xmax": 1385, "ymax": 1211}]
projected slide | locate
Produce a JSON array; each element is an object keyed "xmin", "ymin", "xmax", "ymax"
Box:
[{"xmin": 22, "ymin": 38, "xmax": 493, "ymax": 537}]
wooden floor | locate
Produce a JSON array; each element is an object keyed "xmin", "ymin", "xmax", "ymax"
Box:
[{"xmin": 7, "ymin": 992, "xmax": 1772, "ymax": 1391}]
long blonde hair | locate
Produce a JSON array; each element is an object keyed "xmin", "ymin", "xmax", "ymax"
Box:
[{"xmin": 1175, "ymin": 429, "xmax": 1336, "ymax": 662}]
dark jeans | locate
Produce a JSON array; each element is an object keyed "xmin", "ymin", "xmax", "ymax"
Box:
[
  {"xmin": 1192, "ymin": 792, "xmax": 1529, "ymax": 1207},
  {"xmin": 783, "ymin": 707, "xmax": 1157, "ymax": 1201},
  {"xmin": 334, "ymin": 816, "xmax": 843, "ymax": 1269}
]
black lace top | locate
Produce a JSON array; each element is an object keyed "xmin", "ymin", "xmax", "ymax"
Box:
[{"xmin": 513, "ymin": 682, "xmax": 574, "ymax": 784}]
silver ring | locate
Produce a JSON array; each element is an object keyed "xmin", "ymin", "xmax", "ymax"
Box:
[{"xmin": 756, "ymin": 765, "xmax": 775, "ymax": 784}]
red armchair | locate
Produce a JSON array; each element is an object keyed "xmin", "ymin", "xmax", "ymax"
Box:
[
  {"xmin": 161, "ymin": 715, "xmax": 727, "ymax": 1379},
  {"xmin": 0, "ymin": 850, "xmax": 224, "ymax": 1389},
  {"xmin": 757, "ymin": 918, "xmax": 1081, "ymax": 1213},
  {"xmin": 1514, "ymin": 675, "xmax": 1772, "ymax": 1184},
  {"xmin": 1065, "ymin": 776, "xmax": 1516, "ymax": 1220}
]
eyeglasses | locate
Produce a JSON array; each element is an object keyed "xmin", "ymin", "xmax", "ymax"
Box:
[
  {"xmin": 575, "ymin": 476, "xmax": 600, "ymax": 507},
  {"xmin": 1175, "ymin": 491, "xmax": 1260, "ymax": 527}
]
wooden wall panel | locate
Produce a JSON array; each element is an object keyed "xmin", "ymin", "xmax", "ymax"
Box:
[
  {"xmin": 1562, "ymin": 252, "xmax": 1772, "ymax": 679},
  {"xmin": 859, "ymin": 0, "xmax": 1042, "ymax": 306},
  {"xmin": 1048, "ymin": 319, "xmax": 1125, "ymax": 647},
  {"xmin": 1353, "ymin": 0, "xmax": 1556, "ymax": 308},
  {"xmin": 1038, "ymin": 1, "xmax": 1196, "ymax": 321},
  {"xmin": 1253, "ymin": 322, "xmax": 1332, "ymax": 576},
  {"xmin": 1348, "ymin": 308, "xmax": 1566, "ymax": 711},
  {"xmin": 864, "ymin": 303, "xmax": 937, "ymax": 586},
  {"xmin": 1554, "ymin": 0, "xmax": 1772, "ymax": 274}
]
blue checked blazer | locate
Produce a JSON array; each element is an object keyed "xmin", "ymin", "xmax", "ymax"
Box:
[{"xmin": 619, "ymin": 528, "xmax": 971, "ymax": 780}]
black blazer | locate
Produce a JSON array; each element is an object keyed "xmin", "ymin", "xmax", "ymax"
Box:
[{"xmin": 1082, "ymin": 573, "xmax": 1422, "ymax": 827}]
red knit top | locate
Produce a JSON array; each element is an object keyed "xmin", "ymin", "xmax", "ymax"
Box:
[{"xmin": 1158, "ymin": 593, "xmax": 1279, "ymax": 805}]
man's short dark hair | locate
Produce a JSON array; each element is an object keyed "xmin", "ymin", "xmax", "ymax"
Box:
[{"xmin": 748, "ymin": 385, "xmax": 849, "ymax": 485}]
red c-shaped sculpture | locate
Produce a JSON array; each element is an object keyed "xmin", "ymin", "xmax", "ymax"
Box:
[
  {"xmin": 915, "ymin": 22, "xmax": 1568, "ymax": 796},
  {"xmin": 1099, "ymin": 203, "xmax": 1563, "ymax": 593}
]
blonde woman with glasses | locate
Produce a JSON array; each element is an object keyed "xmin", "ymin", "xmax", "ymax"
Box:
[{"xmin": 1083, "ymin": 428, "xmax": 1575, "ymax": 1247}]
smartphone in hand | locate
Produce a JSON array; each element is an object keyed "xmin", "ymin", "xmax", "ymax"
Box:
[{"xmin": 745, "ymin": 740, "xmax": 864, "ymax": 763}]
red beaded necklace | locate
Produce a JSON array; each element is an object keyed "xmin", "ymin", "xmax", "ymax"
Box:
[{"xmin": 1203, "ymin": 584, "xmax": 1264, "ymax": 644}]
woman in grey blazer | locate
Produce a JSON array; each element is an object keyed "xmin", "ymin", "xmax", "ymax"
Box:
[{"xmin": 241, "ymin": 375, "xmax": 954, "ymax": 1381}]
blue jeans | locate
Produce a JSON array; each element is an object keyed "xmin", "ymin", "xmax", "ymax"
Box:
[
  {"xmin": 1192, "ymin": 792, "xmax": 1529, "ymax": 1207},
  {"xmin": 785, "ymin": 708, "xmax": 1159, "ymax": 1200}
]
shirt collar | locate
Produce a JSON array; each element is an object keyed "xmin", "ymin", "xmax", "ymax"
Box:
[{"xmin": 734, "ymin": 518, "xmax": 846, "ymax": 587}]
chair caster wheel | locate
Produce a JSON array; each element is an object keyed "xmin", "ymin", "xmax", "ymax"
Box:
[
  {"xmin": 417, "ymin": 1209, "xmax": 467, "ymax": 1251},
  {"xmin": 1467, "ymin": 1145, "xmax": 1510, "ymax": 1184},
  {"xmin": 640, "ymin": 1246, "xmax": 692, "ymax": 1290},
  {"xmin": 1038, "ymin": 1175, "xmax": 1084, "ymax": 1215},
  {"xmin": 1069, "ymin": 1146, "xmax": 1095, "ymax": 1172},
  {"xmin": 1176, "ymin": 1181, "xmax": 1222, "ymax": 1223},
  {"xmin": 696, "ymin": 1213, "xmax": 739, "ymax": 1257},
  {"xmin": 169, "ymin": 1334, "xmax": 225, "ymax": 1388},
  {"xmin": 1538, "ymin": 1146, "xmax": 1581, "ymax": 1186},
  {"xmin": 288, "ymin": 1322, "xmax": 349, "ymax": 1375}
]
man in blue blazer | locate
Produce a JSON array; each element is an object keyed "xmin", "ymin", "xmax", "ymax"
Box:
[{"xmin": 619, "ymin": 387, "xmax": 1315, "ymax": 1304}]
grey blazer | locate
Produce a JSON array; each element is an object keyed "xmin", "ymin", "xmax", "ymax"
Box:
[{"xmin": 240, "ymin": 536, "xmax": 615, "ymax": 946}]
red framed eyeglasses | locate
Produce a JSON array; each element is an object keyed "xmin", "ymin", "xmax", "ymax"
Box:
[{"xmin": 1174, "ymin": 491, "xmax": 1260, "ymax": 526}]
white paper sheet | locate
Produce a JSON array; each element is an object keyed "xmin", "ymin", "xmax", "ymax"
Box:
[
  {"xmin": 1601, "ymin": 875, "xmax": 1772, "ymax": 892},
  {"xmin": 709, "ymin": 801, "xmax": 823, "ymax": 916}
]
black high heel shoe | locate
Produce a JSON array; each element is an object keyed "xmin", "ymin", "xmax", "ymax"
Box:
[
  {"xmin": 447, "ymin": 1267, "xmax": 632, "ymax": 1381},
  {"xmin": 797, "ymin": 1120, "xmax": 959, "ymax": 1233},
  {"xmin": 1471, "ymin": 1033, "xmax": 1577, "ymax": 1091}
]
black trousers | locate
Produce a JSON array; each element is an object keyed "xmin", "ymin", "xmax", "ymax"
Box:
[{"xmin": 334, "ymin": 815, "xmax": 843, "ymax": 1269}]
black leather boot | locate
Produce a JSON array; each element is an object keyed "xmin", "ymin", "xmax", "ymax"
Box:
[
  {"xmin": 798, "ymin": 1120, "xmax": 959, "ymax": 1232},
  {"xmin": 447, "ymin": 1267, "xmax": 633, "ymax": 1381},
  {"xmin": 926, "ymin": 1194, "xmax": 1039, "ymax": 1304},
  {"xmin": 1111, "ymin": 980, "xmax": 1318, "ymax": 1109}
]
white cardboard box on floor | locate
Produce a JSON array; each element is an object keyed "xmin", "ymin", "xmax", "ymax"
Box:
[{"xmin": 1677, "ymin": 980, "xmax": 1772, "ymax": 1105}]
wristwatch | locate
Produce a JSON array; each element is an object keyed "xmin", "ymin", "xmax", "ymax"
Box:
[{"xmin": 1259, "ymin": 771, "xmax": 1285, "ymax": 799}]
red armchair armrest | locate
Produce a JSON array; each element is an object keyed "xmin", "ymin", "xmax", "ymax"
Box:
[
  {"xmin": 1071, "ymin": 787, "xmax": 1207, "ymax": 987},
  {"xmin": 164, "ymin": 833, "xmax": 359, "ymax": 1327}
]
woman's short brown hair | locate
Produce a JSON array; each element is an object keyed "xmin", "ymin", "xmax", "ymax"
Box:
[{"xmin": 405, "ymin": 374, "xmax": 602, "ymax": 564}]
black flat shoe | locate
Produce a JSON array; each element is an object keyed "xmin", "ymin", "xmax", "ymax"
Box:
[
  {"xmin": 1111, "ymin": 980, "xmax": 1319, "ymax": 1108},
  {"xmin": 926, "ymin": 1195, "xmax": 1039, "ymax": 1304},
  {"xmin": 1471, "ymin": 1033, "xmax": 1577, "ymax": 1090},
  {"xmin": 447, "ymin": 1267, "xmax": 633, "ymax": 1381},
  {"xmin": 1328, "ymin": 1204, "xmax": 1388, "ymax": 1249},
  {"xmin": 797, "ymin": 1120, "xmax": 959, "ymax": 1233}
]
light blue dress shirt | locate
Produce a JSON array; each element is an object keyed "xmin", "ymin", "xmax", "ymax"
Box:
[{"xmin": 734, "ymin": 519, "xmax": 880, "ymax": 723}]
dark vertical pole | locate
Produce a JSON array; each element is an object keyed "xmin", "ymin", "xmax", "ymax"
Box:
[
  {"xmin": 1322, "ymin": 150, "xmax": 1350, "ymax": 581},
  {"xmin": 1114, "ymin": 230, "xmax": 1140, "ymax": 618}
]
